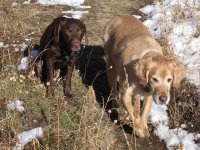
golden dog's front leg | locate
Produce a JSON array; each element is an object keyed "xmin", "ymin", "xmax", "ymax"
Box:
[
  {"xmin": 123, "ymin": 87, "xmax": 146, "ymax": 138},
  {"xmin": 122, "ymin": 87, "xmax": 135, "ymax": 122},
  {"xmin": 134, "ymin": 96, "xmax": 153, "ymax": 138}
]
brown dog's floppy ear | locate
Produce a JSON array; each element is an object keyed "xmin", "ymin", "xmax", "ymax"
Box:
[
  {"xmin": 84, "ymin": 24, "xmax": 88, "ymax": 45},
  {"xmin": 53, "ymin": 25, "xmax": 61, "ymax": 44},
  {"xmin": 53, "ymin": 20, "xmax": 65, "ymax": 44},
  {"xmin": 80, "ymin": 22, "xmax": 88, "ymax": 45},
  {"xmin": 135, "ymin": 57, "xmax": 151, "ymax": 86},
  {"xmin": 171, "ymin": 59, "xmax": 186, "ymax": 88}
]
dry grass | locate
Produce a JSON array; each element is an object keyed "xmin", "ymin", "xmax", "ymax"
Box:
[
  {"xmin": 156, "ymin": 0, "xmax": 200, "ymax": 137},
  {"xmin": 0, "ymin": 0, "xmax": 199, "ymax": 150}
]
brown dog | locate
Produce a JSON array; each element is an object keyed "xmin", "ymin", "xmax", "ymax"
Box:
[
  {"xmin": 39, "ymin": 17, "xmax": 87, "ymax": 97},
  {"xmin": 104, "ymin": 16, "xmax": 185, "ymax": 138}
]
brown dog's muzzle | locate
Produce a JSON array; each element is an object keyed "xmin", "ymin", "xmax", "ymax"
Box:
[{"xmin": 71, "ymin": 38, "xmax": 81, "ymax": 53}]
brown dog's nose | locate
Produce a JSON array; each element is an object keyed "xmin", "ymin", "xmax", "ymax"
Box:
[
  {"xmin": 74, "ymin": 43, "xmax": 79, "ymax": 48},
  {"xmin": 159, "ymin": 95, "xmax": 168, "ymax": 103}
]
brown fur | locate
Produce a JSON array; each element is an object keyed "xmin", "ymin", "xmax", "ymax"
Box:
[
  {"xmin": 104, "ymin": 16, "xmax": 186, "ymax": 138},
  {"xmin": 39, "ymin": 17, "xmax": 86, "ymax": 97}
]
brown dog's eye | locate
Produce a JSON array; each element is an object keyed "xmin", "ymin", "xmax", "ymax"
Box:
[
  {"xmin": 167, "ymin": 78, "xmax": 172, "ymax": 83},
  {"xmin": 152, "ymin": 77, "xmax": 158, "ymax": 83},
  {"xmin": 77, "ymin": 28, "xmax": 80, "ymax": 32}
]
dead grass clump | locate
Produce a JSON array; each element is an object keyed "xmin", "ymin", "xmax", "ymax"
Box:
[
  {"xmin": 156, "ymin": 0, "xmax": 200, "ymax": 134},
  {"xmin": 72, "ymin": 86, "xmax": 125, "ymax": 150},
  {"xmin": 169, "ymin": 81, "xmax": 200, "ymax": 132},
  {"xmin": 0, "ymin": 68, "xmax": 88, "ymax": 149}
]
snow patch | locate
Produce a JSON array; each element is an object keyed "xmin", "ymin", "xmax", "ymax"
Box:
[
  {"xmin": 62, "ymin": 10, "xmax": 89, "ymax": 19},
  {"xmin": 0, "ymin": 42, "xmax": 9, "ymax": 48},
  {"xmin": 149, "ymin": 102, "xmax": 169, "ymax": 125},
  {"xmin": 37, "ymin": 0, "xmax": 84, "ymax": 7},
  {"xmin": 23, "ymin": 0, "xmax": 31, "ymax": 5},
  {"xmin": 12, "ymin": 2, "xmax": 19, "ymax": 7},
  {"xmin": 17, "ymin": 57, "xmax": 29, "ymax": 71},
  {"xmin": 140, "ymin": 0, "xmax": 200, "ymax": 87},
  {"xmin": 7, "ymin": 100, "xmax": 25, "ymax": 112},
  {"xmin": 13, "ymin": 127, "xmax": 43, "ymax": 150},
  {"xmin": 15, "ymin": 43, "xmax": 28, "ymax": 52}
]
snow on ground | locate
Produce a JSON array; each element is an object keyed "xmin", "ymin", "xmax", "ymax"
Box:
[
  {"xmin": 14, "ymin": 42, "xmax": 28, "ymax": 52},
  {"xmin": 37, "ymin": 0, "xmax": 91, "ymax": 19},
  {"xmin": 12, "ymin": 127, "xmax": 43, "ymax": 150},
  {"xmin": 12, "ymin": 0, "xmax": 91, "ymax": 19},
  {"xmin": 37, "ymin": 0, "xmax": 84, "ymax": 7},
  {"xmin": 17, "ymin": 56, "xmax": 29, "ymax": 71},
  {"xmin": 140, "ymin": 1, "xmax": 200, "ymax": 149},
  {"xmin": 140, "ymin": 0, "xmax": 200, "ymax": 87},
  {"xmin": 7, "ymin": 0, "xmax": 200, "ymax": 149},
  {"xmin": 149, "ymin": 102, "xmax": 169, "ymax": 125},
  {"xmin": 0, "ymin": 42, "xmax": 9, "ymax": 48},
  {"xmin": 154, "ymin": 124, "xmax": 200, "ymax": 150},
  {"xmin": 7, "ymin": 100, "xmax": 25, "ymax": 112},
  {"xmin": 150, "ymin": 102, "xmax": 200, "ymax": 150},
  {"xmin": 62, "ymin": 10, "xmax": 89, "ymax": 19}
]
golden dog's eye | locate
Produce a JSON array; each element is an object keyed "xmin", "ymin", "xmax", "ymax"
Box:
[
  {"xmin": 152, "ymin": 77, "xmax": 158, "ymax": 82},
  {"xmin": 167, "ymin": 78, "xmax": 172, "ymax": 83}
]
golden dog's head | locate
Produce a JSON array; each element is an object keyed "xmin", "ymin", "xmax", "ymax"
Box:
[{"xmin": 135, "ymin": 55, "xmax": 186, "ymax": 105}]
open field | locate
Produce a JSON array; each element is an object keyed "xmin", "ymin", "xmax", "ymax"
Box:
[{"xmin": 0, "ymin": 0, "xmax": 199, "ymax": 149}]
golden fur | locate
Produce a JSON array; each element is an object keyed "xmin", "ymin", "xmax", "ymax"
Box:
[{"xmin": 104, "ymin": 16, "xmax": 185, "ymax": 138}]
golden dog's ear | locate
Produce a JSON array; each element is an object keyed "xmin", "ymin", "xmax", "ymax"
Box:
[
  {"xmin": 171, "ymin": 59, "xmax": 186, "ymax": 88},
  {"xmin": 135, "ymin": 57, "xmax": 151, "ymax": 86}
]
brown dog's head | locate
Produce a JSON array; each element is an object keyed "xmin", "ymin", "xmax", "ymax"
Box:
[
  {"xmin": 135, "ymin": 55, "xmax": 186, "ymax": 105},
  {"xmin": 54, "ymin": 17, "xmax": 87, "ymax": 54}
]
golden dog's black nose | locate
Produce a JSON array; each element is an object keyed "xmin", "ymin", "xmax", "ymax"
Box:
[{"xmin": 159, "ymin": 95, "xmax": 168, "ymax": 103}]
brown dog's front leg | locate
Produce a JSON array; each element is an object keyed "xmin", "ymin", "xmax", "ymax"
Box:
[
  {"xmin": 64, "ymin": 55, "xmax": 77, "ymax": 98},
  {"xmin": 44, "ymin": 58, "xmax": 55, "ymax": 97}
]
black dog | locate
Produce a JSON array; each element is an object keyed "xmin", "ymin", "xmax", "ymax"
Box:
[{"xmin": 39, "ymin": 17, "xmax": 87, "ymax": 97}]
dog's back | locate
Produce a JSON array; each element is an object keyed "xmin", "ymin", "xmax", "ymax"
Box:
[
  {"xmin": 104, "ymin": 16, "xmax": 162, "ymax": 66},
  {"xmin": 104, "ymin": 15, "xmax": 163, "ymax": 96}
]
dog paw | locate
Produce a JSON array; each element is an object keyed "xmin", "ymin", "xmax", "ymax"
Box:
[{"xmin": 134, "ymin": 118, "xmax": 149, "ymax": 138}]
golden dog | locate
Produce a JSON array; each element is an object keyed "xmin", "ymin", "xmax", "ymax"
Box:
[{"xmin": 104, "ymin": 16, "xmax": 185, "ymax": 138}]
